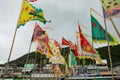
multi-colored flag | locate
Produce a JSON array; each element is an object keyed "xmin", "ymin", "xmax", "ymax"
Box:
[
  {"xmin": 49, "ymin": 55, "xmax": 66, "ymax": 64},
  {"xmin": 36, "ymin": 33, "xmax": 52, "ymax": 58},
  {"xmin": 69, "ymin": 51, "xmax": 77, "ymax": 66},
  {"xmin": 54, "ymin": 64, "xmax": 63, "ymax": 77},
  {"xmin": 91, "ymin": 15, "xmax": 118, "ymax": 44},
  {"xmin": 48, "ymin": 40, "xmax": 61, "ymax": 56},
  {"xmin": 48, "ymin": 40, "xmax": 66, "ymax": 64},
  {"xmin": 31, "ymin": 22, "xmax": 45, "ymax": 42},
  {"xmin": 36, "ymin": 41, "xmax": 52, "ymax": 58},
  {"xmin": 17, "ymin": 0, "xmax": 46, "ymax": 28},
  {"xmin": 78, "ymin": 25, "xmax": 96, "ymax": 54},
  {"xmin": 62, "ymin": 37, "xmax": 69, "ymax": 45},
  {"xmin": 38, "ymin": 32, "xmax": 49, "ymax": 44},
  {"xmin": 76, "ymin": 30, "xmax": 103, "ymax": 63},
  {"xmin": 100, "ymin": 0, "xmax": 120, "ymax": 19}
]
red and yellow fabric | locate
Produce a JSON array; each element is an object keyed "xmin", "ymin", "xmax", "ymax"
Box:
[
  {"xmin": 78, "ymin": 25, "xmax": 96, "ymax": 54},
  {"xmin": 36, "ymin": 33, "xmax": 52, "ymax": 58}
]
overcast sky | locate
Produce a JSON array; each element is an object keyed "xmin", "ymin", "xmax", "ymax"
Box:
[{"xmin": 0, "ymin": 0, "xmax": 120, "ymax": 64}]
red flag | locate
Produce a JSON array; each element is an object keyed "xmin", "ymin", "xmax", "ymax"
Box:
[
  {"xmin": 32, "ymin": 22, "xmax": 45, "ymax": 42},
  {"xmin": 62, "ymin": 37, "xmax": 69, "ymax": 45},
  {"xmin": 54, "ymin": 40, "xmax": 60, "ymax": 48},
  {"xmin": 27, "ymin": 0, "xmax": 37, "ymax": 2},
  {"xmin": 52, "ymin": 64, "xmax": 55, "ymax": 70},
  {"xmin": 74, "ymin": 44, "xmax": 79, "ymax": 57},
  {"xmin": 78, "ymin": 25, "xmax": 96, "ymax": 54},
  {"xmin": 69, "ymin": 40, "xmax": 75, "ymax": 49}
]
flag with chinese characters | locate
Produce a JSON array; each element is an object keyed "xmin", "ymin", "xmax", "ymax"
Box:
[
  {"xmin": 91, "ymin": 15, "xmax": 118, "ymax": 45},
  {"xmin": 31, "ymin": 22, "xmax": 45, "ymax": 42},
  {"xmin": 17, "ymin": 0, "xmax": 46, "ymax": 28},
  {"xmin": 100, "ymin": 0, "xmax": 120, "ymax": 19}
]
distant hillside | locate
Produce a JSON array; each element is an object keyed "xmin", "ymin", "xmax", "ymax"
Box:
[
  {"xmin": 5, "ymin": 44, "xmax": 120, "ymax": 67},
  {"xmin": 96, "ymin": 44, "xmax": 120, "ymax": 67}
]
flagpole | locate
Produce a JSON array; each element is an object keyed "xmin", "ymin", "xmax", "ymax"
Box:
[
  {"xmin": 2, "ymin": 27, "xmax": 18, "ymax": 79},
  {"xmin": 22, "ymin": 40, "xmax": 33, "ymax": 79},
  {"xmin": 104, "ymin": 19, "xmax": 114, "ymax": 80},
  {"xmin": 2, "ymin": 0, "xmax": 24, "ymax": 79},
  {"xmin": 90, "ymin": 8, "xmax": 96, "ymax": 80},
  {"xmin": 78, "ymin": 21, "xmax": 86, "ymax": 80}
]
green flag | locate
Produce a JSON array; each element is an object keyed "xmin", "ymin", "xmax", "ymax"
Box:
[
  {"xmin": 91, "ymin": 15, "xmax": 118, "ymax": 45},
  {"xmin": 69, "ymin": 51, "xmax": 77, "ymax": 66}
]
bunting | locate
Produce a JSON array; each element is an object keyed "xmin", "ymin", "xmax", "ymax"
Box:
[
  {"xmin": 91, "ymin": 15, "xmax": 118, "ymax": 44},
  {"xmin": 100, "ymin": 0, "xmax": 120, "ymax": 19},
  {"xmin": 31, "ymin": 22, "xmax": 45, "ymax": 42},
  {"xmin": 17, "ymin": 0, "xmax": 46, "ymax": 28}
]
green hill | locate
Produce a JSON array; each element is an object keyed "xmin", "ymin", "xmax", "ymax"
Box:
[
  {"xmin": 5, "ymin": 44, "xmax": 120, "ymax": 67},
  {"xmin": 96, "ymin": 44, "xmax": 120, "ymax": 67}
]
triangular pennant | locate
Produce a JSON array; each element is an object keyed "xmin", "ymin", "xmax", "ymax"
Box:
[{"xmin": 91, "ymin": 15, "xmax": 118, "ymax": 45}]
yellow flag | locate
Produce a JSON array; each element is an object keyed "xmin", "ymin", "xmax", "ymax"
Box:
[{"xmin": 17, "ymin": 0, "xmax": 46, "ymax": 28}]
